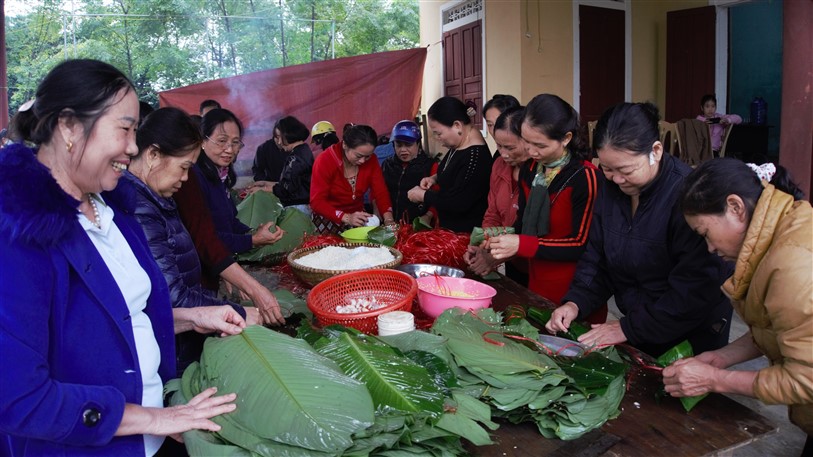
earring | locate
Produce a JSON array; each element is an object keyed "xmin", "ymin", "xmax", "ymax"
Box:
[{"xmin": 66, "ymin": 141, "xmax": 73, "ymax": 153}]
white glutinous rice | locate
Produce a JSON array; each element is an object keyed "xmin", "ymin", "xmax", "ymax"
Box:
[{"xmin": 294, "ymin": 246, "xmax": 395, "ymax": 271}]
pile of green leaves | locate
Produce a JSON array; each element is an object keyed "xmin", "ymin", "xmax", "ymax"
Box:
[
  {"xmin": 414, "ymin": 309, "xmax": 628, "ymax": 440},
  {"xmin": 235, "ymin": 192, "xmax": 316, "ymax": 264}
]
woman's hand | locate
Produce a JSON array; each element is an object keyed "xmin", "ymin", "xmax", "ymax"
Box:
[
  {"xmin": 172, "ymin": 306, "xmax": 246, "ymax": 336},
  {"xmin": 252, "ymin": 222, "xmax": 285, "ymax": 246},
  {"xmin": 248, "ymin": 286, "xmax": 285, "ymax": 326},
  {"xmin": 118, "ymin": 387, "xmax": 237, "ymax": 439},
  {"xmin": 487, "ymin": 234, "xmax": 520, "ymax": 260},
  {"xmin": 245, "ymin": 181, "xmax": 276, "ymax": 195},
  {"xmin": 407, "ymin": 186, "xmax": 426, "ymax": 203},
  {"xmin": 545, "ymin": 302, "xmax": 579, "ymax": 334},
  {"xmin": 465, "ymin": 246, "xmax": 496, "ymax": 276},
  {"xmin": 419, "ymin": 175, "xmax": 437, "ymax": 190},
  {"xmin": 577, "ymin": 321, "xmax": 627, "ymax": 347},
  {"xmin": 342, "ymin": 212, "xmax": 371, "ymax": 227},
  {"xmin": 662, "ymin": 358, "xmax": 719, "ymax": 397}
]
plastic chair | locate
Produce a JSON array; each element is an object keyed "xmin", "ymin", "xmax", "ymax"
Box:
[
  {"xmin": 659, "ymin": 121, "xmax": 681, "ymax": 158},
  {"xmin": 718, "ymin": 123, "xmax": 734, "ymax": 157}
]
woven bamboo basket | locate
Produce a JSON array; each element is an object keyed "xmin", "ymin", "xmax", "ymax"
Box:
[{"xmin": 286, "ymin": 243, "xmax": 403, "ymax": 287}]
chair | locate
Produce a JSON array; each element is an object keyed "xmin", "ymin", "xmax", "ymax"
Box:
[
  {"xmin": 587, "ymin": 120, "xmax": 597, "ymax": 150},
  {"xmin": 676, "ymin": 118, "xmax": 713, "ymax": 166},
  {"xmin": 659, "ymin": 121, "xmax": 681, "ymax": 158},
  {"xmin": 718, "ymin": 123, "xmax": 734, "ymax": 157}
]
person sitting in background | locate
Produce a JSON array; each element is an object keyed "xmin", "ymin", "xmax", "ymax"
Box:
[
  {"xmin": 407, "ymin": 96, "xmax": 493, "ymax": 233},
  {"xmin": 0, "ymin": 58, "xmax": 240, "ymax": 457},
  {"xmin": 664, "ymin": 159, "xmax": 811, "ymax": 454},
  {"xmin": 466, "ymin": 106, "xmax": 530, "ymax": 285},
  {"xmin": 381, "ymin": 120, "xmax": 436, "ymax": 224},
  {"xmin": 482, "ymin": 94, "xmax": 520, "ymax": 138},
  {"xmin": 545, "ymin": 102, "xmax": 733, "ymax": 357},
  {"xmin": 199, "ymin": 99, "xmax": 221, "ymax": 116},
  {"xmin": 252, "ymin": 128, "xmax": 287, "ymax": 183},
  {"xmin": 122, "ymin": 107, "xmax": 266, "ymax": 374},
  {"xmin": 696, "ymin": 94, "xmax": 742, "ymax": 155},
  {"xmin": 311, "ymin": 120, "xmax": 339, "ymax": 157},
  {"xmin": 310, "ymin": 123, "xmax": 395, "ymax": 232},
  {"xmin": 251, "ymin": 116, "xmax": 314, "ymax": 215},
  {"xmin": 175, "ymin": 108, "xmax": 284, "ymax": 256}
]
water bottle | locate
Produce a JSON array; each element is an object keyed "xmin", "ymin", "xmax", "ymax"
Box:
[{"xmin": 750, "ymin": 97, "xmax": 767, "ymax": 125}]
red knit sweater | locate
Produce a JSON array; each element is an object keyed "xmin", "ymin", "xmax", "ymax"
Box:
[{"xmin": 309, "ymin": 142, "xmax": 393, "ymax": 224}]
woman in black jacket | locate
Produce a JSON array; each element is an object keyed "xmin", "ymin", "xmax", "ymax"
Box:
[
  {"xmin": 381, "ymin": 120, "xmax": 436, "ymax": 223},
  {"xmin": 546, "ymin": 102, "xmax": 733, "ymax": 357}
]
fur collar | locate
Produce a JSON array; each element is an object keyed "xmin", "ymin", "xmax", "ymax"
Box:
[{"xmin": 0, "ymin": 144, "xmax": 136, "ymax": 248}]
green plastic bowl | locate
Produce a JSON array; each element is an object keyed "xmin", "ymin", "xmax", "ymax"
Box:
[{"xmin": 341, "ymin": 226, "xmax": 376, "ymax": 243}]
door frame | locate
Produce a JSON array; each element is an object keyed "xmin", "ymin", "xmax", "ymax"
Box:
[
  {"xmin": 572, "ymin": 0, "xmax": 631, "ymax": 110},
  {"xmin": 440, "ymin": 0, "xmax": 487, "ymax": 135},
  {"xmin": 711, "ymin": 0, "xmax": 754, "ymax": 113}
]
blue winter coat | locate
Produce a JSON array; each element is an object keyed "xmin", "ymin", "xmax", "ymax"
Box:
[
  {"xmin": 563, "ymin": 153, "xmax": 733, "ymax": 357},
  {"xmin": 119, "ymin": 171, "xmax": 245, "ymax": 375},
  {"xmin": 0, "ymin": 144, "xmax": 176, "ymax": 456}
]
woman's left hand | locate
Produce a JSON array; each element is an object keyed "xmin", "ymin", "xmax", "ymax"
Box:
[
  {"xmin": 486, "ymin": 234, "xmax": 520, "ymax": 260},
  {"xmin": 249, "ymin": 287, "xmax": 285, "ymax": 326},
  {"xmin": 577, "ymin": 321, "xmax": 627, "ymax": 347},
  {"xmin": 407, "ymin": 186, "xmax": 426, "ymax": 203},
  {"xmin": 662, "ymin": 358, "xmax": 718, "ymax": 397},
  {"xmin": 191, "ymin": 306, "xmax": 246, "ymax": 337}
]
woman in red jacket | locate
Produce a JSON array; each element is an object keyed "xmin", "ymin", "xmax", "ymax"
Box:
[
  {"xmin": 487, "ymin": 94, "xmax": 607, "ymax": 323},
  {"xmin": 310, "ymin": 124, "xmax": 395, "ymax": 233}
]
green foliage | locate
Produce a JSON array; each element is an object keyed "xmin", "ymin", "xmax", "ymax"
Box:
[{"xmin": 4, "ymin": 0, "xmax": 420, "ymax": 112}]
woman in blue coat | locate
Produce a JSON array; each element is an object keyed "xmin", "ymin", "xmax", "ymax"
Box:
[
  {"xmin": 547, "ymin": 102, "xmax": 733, "ymax": 357},
  {"xmin": 0, "ymin": 59, "xmax": 241, "ymax": 457}
]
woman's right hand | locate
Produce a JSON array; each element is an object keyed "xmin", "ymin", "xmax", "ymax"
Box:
[
  {"xmin": 252, "ymin": 222, "xmax": 285, "ymax": 246},
  {"xmin": 419, "ymin": 175, "xmax": 437, "ymax": 190},
  {"xmin": 117, "ymin": 388, "xmax": 237, "ymax": 439},
  {"xmin": 545, "ymin": 302, "xmax": 580, "ymax": 334},
  {"xmin": 342, "ymin": 212, "xmax": 371, "ymax": 227}
]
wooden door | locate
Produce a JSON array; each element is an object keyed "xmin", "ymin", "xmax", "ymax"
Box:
[
  {"xmin": 443, "ymin": 20, "xmax": 483, "ymax": 129},
  {"xmin": 579, "ymin": 5, "xmax": 625, "ymax": 123},
  {"xmin": 665, "ymin": 6, "xmax": 716, "ymax": 122}
]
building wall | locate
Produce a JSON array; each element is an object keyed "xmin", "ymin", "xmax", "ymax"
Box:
[{"xmin": 518, "ymin": 1, "xmax": 573, "ymax": 105}]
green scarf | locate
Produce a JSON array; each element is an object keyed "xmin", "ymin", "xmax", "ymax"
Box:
[{"xmin": 522, "ymin": 151, "xmax": 571, "ymax": 236}]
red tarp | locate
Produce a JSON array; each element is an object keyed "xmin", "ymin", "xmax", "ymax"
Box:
[{"xmin": 159, "ymin": 48, "xmax": 427, "ymax": 166}]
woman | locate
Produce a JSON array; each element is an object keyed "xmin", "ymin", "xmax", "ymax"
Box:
[
  {"xmin": 545, "ymin": 102, "xmax": 733, "ymax": 357},
  {"xmin": 663, "ymin": 159, "xmax": 811, "ymax": 452},
  {"xmin": 381, "ymin": 120, "xmax": 436, "ymax": 223},
  {"xmin": 407, "ymin": 96, "xmax": 492, "ymax": 233},
  {"xmin": 487, "ymin": 95, "xmax": 602, "ymax": 318},
  {"xmin": 0, "ymin": 59, "xmax": 239, "ymax": 456},
  {"xmin": 311, "ymin": 120, "xmax": 339, "ymax": 157},
  {"xmin": 175, "ymin": 108, "xmax": 283, "ymax": 255},
  {"xmin": 250, "ymin": 115, "xmax": 314, "ymax": 215},
  {"xmin": 310, "ymin": 123, "xmax": 395, "ymax": 232},
  {"xmin": 121, "ymin": 108, "xmax": 266, "ymax": 375},
  {"xmin": 482, "ymin": 94, "xmax": 520, "ymax": 137},
  {"xmin": 466, "ymin": 106, "xmax": 530, "ymax": 284}
]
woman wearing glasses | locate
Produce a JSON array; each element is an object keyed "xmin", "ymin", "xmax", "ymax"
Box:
[
  {"xmin": 175, "ymin": 109, "xmax": 284, "ymax": 254},
  {"xmin": 310, "ymin": 123, "xmax": 394, "ymax": 233}
]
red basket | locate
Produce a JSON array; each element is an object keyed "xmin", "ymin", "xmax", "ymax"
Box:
[{"xmin": 307, "ymin": 269, "xmax": 418, "ymax": 334}]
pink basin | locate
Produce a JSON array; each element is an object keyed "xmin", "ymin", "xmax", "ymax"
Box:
[{"xmin": 416, "ymin": 276, "xmax": 497, "ymax": 318}]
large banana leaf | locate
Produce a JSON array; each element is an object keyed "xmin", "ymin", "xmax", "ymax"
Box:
[
  {"xmin": 314, "ymin": 332, "xmax": 445, "ymax": 415},
  {"xmin": 236, "ymin": 191, "xmax": 284, "ymax": 228},
  {"xmin": 656, "ymin": 340, "xmax": 707, "ymax": 412},
  {"xmin": 189, "ymin": 326, "xmax": 375, "ymax": 454},
  {"xmin": 238, "ymin": 206, "xmax": 316, "ymax": 264}
]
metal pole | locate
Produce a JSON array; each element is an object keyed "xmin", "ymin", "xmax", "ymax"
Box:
[{"xmin": 331, "ymin": 20, "xmax": 335, "ymax": 59}]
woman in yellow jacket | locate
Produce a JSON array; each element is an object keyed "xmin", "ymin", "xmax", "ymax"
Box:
[{"xmin": 663, "ymin": 159, "xmax": 812, "ymax": 453}]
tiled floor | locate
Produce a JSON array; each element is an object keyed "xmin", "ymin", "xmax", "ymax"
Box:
[{"xmin": 607, "ymin": 298, "xmax": 807, "ymax": 456}]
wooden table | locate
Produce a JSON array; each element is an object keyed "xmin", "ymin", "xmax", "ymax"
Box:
[{"xmin": 470, "ymin": 276, "xmax": 778, "ymax": 457}]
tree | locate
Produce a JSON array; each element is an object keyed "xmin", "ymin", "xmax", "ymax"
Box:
[{"xmin": 4, "ymin": 0, "xmax": 419, "ymax": 113}]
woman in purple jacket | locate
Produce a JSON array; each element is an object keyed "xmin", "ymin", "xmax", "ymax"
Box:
[{"xmin": 0, "ymin": 60, "xmax": 241, "ymax": 456}]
